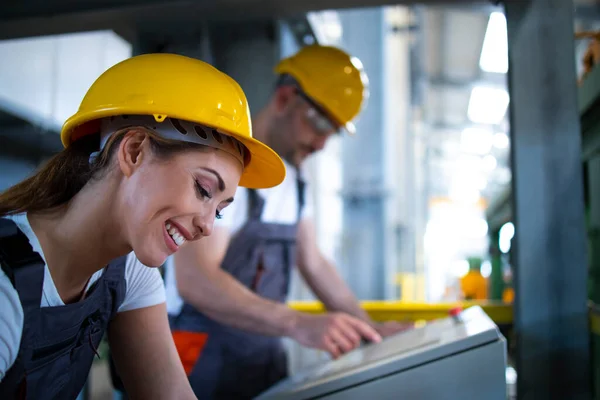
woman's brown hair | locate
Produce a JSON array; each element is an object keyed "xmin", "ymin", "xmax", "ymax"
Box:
[{"xmin": 0, "ymin": 127, "xmax": 209, "ymax": 217}]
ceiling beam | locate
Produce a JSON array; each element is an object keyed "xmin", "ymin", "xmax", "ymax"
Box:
[
  {"xmin": 428, "ymin": 73, "xmax": 507, "ymax": 90},
  {"xmin": 574, "ymin": 4, "xmax": 600, "ymax": 21},
  {"xmin": 0, "ymin": 0, "xmax": 491, "ymax": 41}
]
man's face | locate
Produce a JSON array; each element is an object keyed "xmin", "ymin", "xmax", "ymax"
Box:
[{"xmin": 270, "ymin": 86, "xmax": 340, "ymax": 168}]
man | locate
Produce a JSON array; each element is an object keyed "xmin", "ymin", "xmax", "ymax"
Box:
[{"xmin": 165, "ymin": 44, "xmax": 410, "ymax": 399}]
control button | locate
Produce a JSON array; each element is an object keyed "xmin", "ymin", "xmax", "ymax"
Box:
[
  {"xmin": 449, "ymin": 306, "xmax": 463, "ymax": 323},
  {"xmin": 449, "ymin": 306, "xmax": 463, "ymax": 317}
]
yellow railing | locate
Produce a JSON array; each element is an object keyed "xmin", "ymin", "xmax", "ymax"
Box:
[
  {"xmin": 288, "ymin": 301, "xmax": 514, "ymax": 325},
  {"xmin": 289, "ymin": 301, "xmax": 600, "ymax": 333},
  {"xmin": 590, "ymin": 303, "xmax": 600, "ymax": 335}
]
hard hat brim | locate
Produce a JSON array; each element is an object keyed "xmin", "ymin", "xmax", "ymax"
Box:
[{"xmin": 234, "ymin": 135, "xmax": 286, "ymax": 189}]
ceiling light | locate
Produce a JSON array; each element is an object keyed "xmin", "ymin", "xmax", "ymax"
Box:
[
  {"xmin": 480, "ymin": 12, "xmax": 508, "ymax": 74},
  {"xmin": 308, "ymin": 11, "xmax": 343, "ymax": 45},
  {"xmin": 461, "ymin": 127, "xmax": 494, "ymax": 155},
  {"xmin": 468, "ymin": 86, "xmax": 510, "ymax": 125},
  {"xmin": 481, "ymin": 260, "xmax": 492, "ymax": 278},
  {"xmin": 450, "ymin": 185, "xmax": 481, "ymax": 205},
  {"xmin": 493, "ymin": 132, "xmax": 510, "ymax": 149},
  {"xmin": 483, "ymin": 154, "xmax": 498, "ymax": 171},
  {"xmin": 475, "ymin": 176, "xmax": 488, "ymax": 190},
  {"xmin": 452, "ymin": 260, "xmax": 470, "ymax": 278},
  {"xmin": 499, "ymin": 222, "xmax": 515, "ymax": 253}
]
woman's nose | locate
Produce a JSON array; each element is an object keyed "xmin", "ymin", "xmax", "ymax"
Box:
[{"xmin": 193, "ymin": 214, "xmax": 214, "ymax": 238}]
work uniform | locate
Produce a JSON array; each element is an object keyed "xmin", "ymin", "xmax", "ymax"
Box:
[
  {"xmin": 165, "ymin": 161, "xmax": 311, "ymax": 399},
  {"xmin": 0, "ymin": 214, "xmax": 165, "ymax": 399}
]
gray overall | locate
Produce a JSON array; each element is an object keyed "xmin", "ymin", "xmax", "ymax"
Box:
[
  {"xmin": 0, "ymin": 218, "xmax": 127, "ymax": 400},
  {"xmin": 170, "ymin": 178, "xmax": 305, "ymax": 399}
]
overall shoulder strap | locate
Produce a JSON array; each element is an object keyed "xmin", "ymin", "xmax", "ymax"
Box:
[
  {"xmin": 296, "ymin": 171, "xmax": 306, "ymax": 221},
  {"xmin": 246, "ymin": 189, "xmax": 265, "ymax": 220},
  {"xmin": 0, "ymin": 218, "xmax": 45, "ymax": 312},
  {"xmin": 104, "ymin": 254, "xmax": 128, "ymax": 280}
]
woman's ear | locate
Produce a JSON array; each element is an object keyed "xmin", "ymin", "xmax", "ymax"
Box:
[{"xmin": 117, "ymin": 129, "xmax": 151, "ymax": 178}]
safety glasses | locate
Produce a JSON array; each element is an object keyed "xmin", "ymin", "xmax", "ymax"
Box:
[{"xmin": 294, "ymin": 89, "xmax": 340, "ymax": 136}]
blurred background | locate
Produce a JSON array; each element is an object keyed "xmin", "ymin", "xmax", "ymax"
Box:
[
  {"xmin": 0, "ymin": 1, "xmax": 597, "ymax": 398},
  {"xmin": 0, "ymin": 4, "xmax": 514, "ymax": 308}
]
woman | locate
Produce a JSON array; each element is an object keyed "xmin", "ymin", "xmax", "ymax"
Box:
[{"xmin": 0, "ymin": 53, "xmax": 285, "ymax": 399}]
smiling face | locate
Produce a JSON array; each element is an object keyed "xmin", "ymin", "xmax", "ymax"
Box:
[{"xmin": 114, "ymin": 129, "xmax": 242, "ymax": 267}]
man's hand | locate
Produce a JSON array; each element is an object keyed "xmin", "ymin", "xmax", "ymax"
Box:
[
  {"xmin": 289, "ymin": 312, "xmax": 382, "ymax": 359},
  {"xmin": 373, "ymin": 320, "xmax": 414, "ymax": 338}
]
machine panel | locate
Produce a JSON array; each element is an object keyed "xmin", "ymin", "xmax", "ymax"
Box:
[{"xmin": 257, "ymin": 306, "xmax": 507, "ymax": 400}]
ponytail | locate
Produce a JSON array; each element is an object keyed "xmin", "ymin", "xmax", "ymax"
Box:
[
  {"xmin": 0, "ymin": 134, "xmax": 103, "ymax": 216},
  {"xmin": 0, "ymin": 127, "xmax": 211, "ymax": 217}
]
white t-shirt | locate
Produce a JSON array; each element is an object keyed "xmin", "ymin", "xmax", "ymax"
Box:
[
  {"xmin": 0, "ymin": 213, "xmax": 166, "ymax": 381},
  {"xmin": 164, "ymin": 160, "xmax": 313, "ymax": 315}
]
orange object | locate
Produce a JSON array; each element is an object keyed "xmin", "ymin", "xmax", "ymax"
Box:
[
  {"xmin": 575, "ymin": 31, "xmax": 600, "ymax": 85},
  {"xmin": 460, "ymin": 271, "xmax": 488, "ymax": 301},
  {"xmin": 502, "ymin": 287, "xmax": 515, "ymax": 304},
  {"xmin": 171, "ymin": 331, "xmax": 209, "ymax": 376}
]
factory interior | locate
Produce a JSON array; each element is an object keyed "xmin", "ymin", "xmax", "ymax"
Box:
[{"xmin": 0, "ymin": 0, "xmax": 598, "ymax": 399}]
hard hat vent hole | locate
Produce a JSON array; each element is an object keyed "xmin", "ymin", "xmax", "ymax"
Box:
[
  {"xmin": 228, "ymin": 137, "xmax": 242, "ymax": 158},
  {"xmin": 212, "ymin": 130, "xmax": 224, "ymax": 144},
  {"xmin": 170, "ymin": 118, "xmax": 187, "ymax": 135},
  {"xmin": 194, "ymin": 125, "xmax": 208, "ymax": 139},
  {"xmin": 226, "ymin": 136, "xmax": 236, "ymax": 149}
]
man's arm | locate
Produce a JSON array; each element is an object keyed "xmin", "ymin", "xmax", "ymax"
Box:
[
  {"xmin": 296, "ymin": 219, "xmax": 412, "ymax": 337},
  {"xmin": 296, "ymin": 218, "xmax": 371, "ymax": 321},
  {"xmin": 108, "ymin": 303, "xmax": 196, "ymax": 400},
  {"xmin": 174, "ymin": 226, "xmax": 299, "ymax": 336},
  {"xmin": 174, "ymin": 226, "xmax": 381, "ymax": 357}
]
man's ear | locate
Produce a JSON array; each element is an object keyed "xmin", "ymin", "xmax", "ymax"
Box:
[
  {"xmin": 117, "ymin": 129, "xmax": 150, "ymax": 178},
  {"xmin": 273, "ymin": 85, "xmax": 296, "ymax": 114}
]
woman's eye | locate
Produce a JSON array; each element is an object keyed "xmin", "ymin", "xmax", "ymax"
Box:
[
  {"xmin": 216, "ymin": 210, "xmax": 223, "ymax": 220},
  {"xmin": 195, "ymin": 181, "xmax": 212, "ymax": 199}
]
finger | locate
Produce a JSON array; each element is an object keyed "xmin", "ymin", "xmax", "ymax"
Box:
[
  {"xmin": 329, "ymin": 328, "xmax": 356, "ymax": 354},
  {"xmin": 323, "ymin": 336, "xmax": 341, "ymax": 359},
  {"xmin": 400, "ymin": 318, "xmax": 415, "ymax": 328},
  {"xmin": 347, "ymin": 318, "xmax": 382, "ymax": 343},
  {"xmin": 334, "ymin": 319, "xmax": 362, "ymax": 347},
  {"xmin": 393, "ymin": 321, "xmax": 412, "ymax": 330}
]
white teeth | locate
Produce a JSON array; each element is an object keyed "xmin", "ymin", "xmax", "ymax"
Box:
[
  {"xmin": 165, "ymin": 222, "xmax": 186, "ymax": 247},
  {"xmin": 174, "ymin": 235, "xmax": 185, "ymax": 246}
]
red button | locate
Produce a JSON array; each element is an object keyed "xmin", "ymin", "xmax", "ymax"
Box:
[{"xmin": 449, "ymin": 306, "xmax": 463, "ymax": 317}]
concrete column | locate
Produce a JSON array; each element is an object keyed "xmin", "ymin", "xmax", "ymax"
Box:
[
  {"xmin": 506, "ymin": 1, "xmax": 590, "ymax": 397},
  {"xmin": 384, "ymin": 7, "xmax": 417, "ymax": 301},
  {"xmin": 210, "ymin": 22, "xmax": 279, "ymax": 115},
  {"xmin": 339, "ymin": 7, "xmax": 413, "ymax": 300}
]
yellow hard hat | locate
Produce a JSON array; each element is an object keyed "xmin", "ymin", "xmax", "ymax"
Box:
[
  {"xmin": 61, "ymin": 53, "xmax": 285, "ymax": 189},
  {"xmin": 274, "ymin": 44, "xmax": 369, "ymax": 134}
]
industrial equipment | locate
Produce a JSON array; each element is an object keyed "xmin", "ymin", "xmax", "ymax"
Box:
[{"xmin": 257, "ymin": 306, "xmax": 507, "ymax": 400}]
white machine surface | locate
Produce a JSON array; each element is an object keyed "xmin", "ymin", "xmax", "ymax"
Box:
[{"xmin": 256, "ymin": 306, "xmax": 507, "ymax": 400}]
